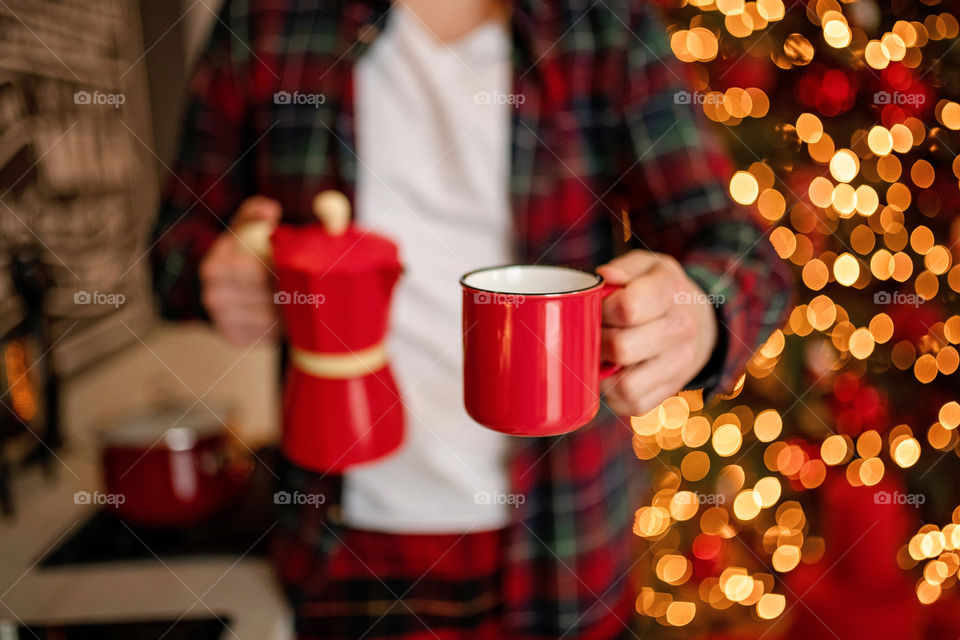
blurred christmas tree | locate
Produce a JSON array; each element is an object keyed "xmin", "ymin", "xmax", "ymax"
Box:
[{"xmin": 632, "ymin": 0, "xmax": 960, "ymax": 637}]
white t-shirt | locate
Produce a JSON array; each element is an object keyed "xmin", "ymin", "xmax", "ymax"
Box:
[{"xmin": 343, "ymin": 6, "xmax": 514, "ymax": 533}]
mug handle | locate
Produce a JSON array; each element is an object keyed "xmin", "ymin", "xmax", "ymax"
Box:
[{"xmin": 598, "ymin": 282, "xmax": 622, "ymax": 381}]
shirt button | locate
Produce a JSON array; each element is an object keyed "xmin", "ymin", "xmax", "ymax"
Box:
[{"xmin": 357, "ymin": 24, "xmax": 380, "ymax": 44}]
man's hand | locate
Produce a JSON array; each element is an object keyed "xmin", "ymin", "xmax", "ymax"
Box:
[
  {"xmin": 597, "ymin": 250, "xmax": 719, "ymax": 416},
  {"xmin": 199, "ymin": 196, "xmax": 282, "ymax": 345}
]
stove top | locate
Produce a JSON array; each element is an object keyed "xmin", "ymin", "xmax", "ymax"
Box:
[
  {"xmin": 38, "ymin": 508, "xmax": 270, "ymax": 567},
  {"xmin": 11, "ymin": 616, "xmax": 230, "ymax": 639},
  {"xmin": 39, "ymin": 449, "xmax": 277, "ymax": 568}
]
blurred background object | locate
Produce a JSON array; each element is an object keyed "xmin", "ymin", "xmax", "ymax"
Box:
[
  {"xmin": 0, "ymin": 2, "xmax": 284, "ymax": 637},
  {"xmin": 0, "ymin": 0, "xmax": 276, "ymax": 494}
]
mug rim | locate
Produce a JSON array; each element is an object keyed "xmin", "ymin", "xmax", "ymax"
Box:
[{"xmin": 459, "ymin": 264, "xmax": 603, "ymax": 296}]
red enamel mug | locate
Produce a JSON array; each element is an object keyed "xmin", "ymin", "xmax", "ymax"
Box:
[{"xmin": 460, "ymin": 265, "xmax": 619, "ymax": 437}]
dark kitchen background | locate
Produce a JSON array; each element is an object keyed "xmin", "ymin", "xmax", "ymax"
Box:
[{"xmin": 0, "ymin": 1, "xmax": 283, "ymax": 638}]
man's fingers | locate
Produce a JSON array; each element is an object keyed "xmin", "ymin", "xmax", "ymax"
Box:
[
  {"xmin": 605, "ymin": 380, "xmax": 684, "ymax": 416},
  {"xmin": 596, "ymin": 250, "xmax": 669, "ymax": 285},
  {"xmin": 602, "ymin": 314, "xmax": 691, "ymax": 367},
  {"xmin": 217, "ymin": 320, "xmax": 279, "ymax": 346},
  {"xmin": 601, "ymin": 354, "xmax": 689, "ymax": 415},
  {"xmin": 204, "ymin": 287, "xmax": 277, "ymax": 314},
  {"xmin": 232, "ymin": 196, "xmax": 282, "ymax": 226},
  {"xmin": 602, "ymin": 270, "xmax": 676, "ymax": 327}
]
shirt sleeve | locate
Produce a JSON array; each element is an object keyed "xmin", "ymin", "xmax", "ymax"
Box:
[
  {"xmin": 617, "ymin": 2, "xmax": 793, "ymax": 396},
  {"xmin": 150, "ymin": 0, "xmax": 254, "ymax": 320}
]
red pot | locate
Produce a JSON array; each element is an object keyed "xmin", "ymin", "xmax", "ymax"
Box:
[{"xmin": 100, "ymin": 404, "xmax": 252, "ymax": 528}]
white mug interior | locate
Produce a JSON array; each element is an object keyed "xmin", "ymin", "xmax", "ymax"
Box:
[{"xmin": 461, "ymin": 265, "xmax": 601, "ymax": 295}]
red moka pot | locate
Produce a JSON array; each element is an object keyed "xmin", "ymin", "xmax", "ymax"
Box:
[{"xmin": 239, "ymin": 191, "xmax": 404, "ymax": 472}]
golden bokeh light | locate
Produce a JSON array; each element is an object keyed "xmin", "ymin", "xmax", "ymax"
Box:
[
  {"xmin": 877, "ymin": 154, "xmax": 902, "ymax": 182},
  {"xmin": 848, "ymin": 327, "xmax": 875, "ymax": 359},
  {"xmin": 796, "ymin": 113, "xmax": 823, "ymax": 143},
  {"xmin": 682, "ymin": 416, "xmax": 712, "ymax": 448},
  {"xmin": 916, "ymin": 270, "xmax": 939, "ymax": 301},
  {"xmin": 634, "ymin": 506, "xmax": 671, "ymax": 539},
  {"xmin": 755, "ymin": 476, "xmax": 782, "ymax": 508},
  {"xmin": 831, "ymin": 183, "xmax": 857, "ymax": 216},
  {"xmin": 757, "ymin": 188, "xmax": 786, "ymax": 221},
  {"xmin": 864, "ymin": 40, "xmax": 891, "ymax": 69},
  {"xmin": 807, "ymin": 295, "xmax": 836, "ymax": 330},
  {"xmin": 911, "ymin": 160, "xmax": 935, "ymax": 189},
  {"xmin": 733, "ymin": 490, "xmax": 763, "ymax": 521},
  {"xmin": 890, "ymin": 124, "xmax": 914, "ymax": 153},
  {"xmin": 670, "ymin": 491, "xmax": 701, "ymax": 521},
  {"xmin": 868, "ymin": 313, "xmax": 894, "ymax": 343},
  {"xmin": 823, "ymin": 18, "xmax": 852, "ymax": 48},
  {"xmin": 657, "ymin": 554, "xmax": 691, "ymax": 585},
  {"xmin": 754, "ymin": 409, "xmax": 783, "ymax": 442},
  {"xmin": 681, "ymin": 451, "xmax": 711, "ymax": 482},
  {"xmin": 772, "ymin": 545, "xmax": 801, "ymax": 572},
  {"xmin": 716, "ymin": 0, "xmax": 745, "ymax": 15},
  {"xmin": 802, "ymin": 259, "xmax": 830, "ymax": 290},
  {"xmin": 829, "ymin": 149, "xmax": 860, "ymax": 183},
  {"xmin": 859, "ymin": 457, "xmax": 885, "ymax": 486},
  {"xmin": 756, "ymin": 0, "xmax": 785, "ymax": 21},
  {"xmin": 850, "ymin": 225, "xmax": 875, "ymax": 254},
  {"xmin": 910, "ymin": 226, "xmax": 934, "ymax": 254},
  {"xmin": 857, "ymin": 430, "xmax": 882, "ymax": 458},
  {"xmin": 881, "ymin": 33, "xmax": 907, "ymax": 61},
  {"xmin": 939, "ymin": 101, "xmax": 960, "ymax": 130},
  {"xmin": 756, "ymin": 592, "xmax": 786, "ymax": 619},
  {"xmin": 821, "ymin": 434, "xmax": 851, "ymax": 466},
  {"xmin": 867, "ymin": 126, "xmax": 894, "ymax": 156},
  {"xmin": 808, "ymin": 132, "xmax": 835, "ymax": 163},
  {"xmin": 915, "ymin": 353, "xmax": 938, "ymax": 383},
  {"xmin": 665, "ymin": 601, "xmax": 696, "ymax": 626},
  {"xmin": 833, "ymin": 253, "xmax": 860, "ymax": 286},
  {"xmin": 800, "ymin": 459, "xmax": 826, "ymax": 489},
  {"xmin": 854, "ymin": 185, "xmax": 879, "ymax": 216},
  {"xmin": 924, "ymin": 246, "xmax": 951, "ymax": 274},
  {"xmin": 730, "ymin": 171, "xmax": 760, "ymax": 205},
  {"xmin": 783, "ymin": 33, "xmax": 815, "ymax": 65},
  {"xmin": 917, "ymin": 581, "xmax": 942, "ymax": 605},
  {"xmin": 892, "ymin": 437, "xmax": 921, "ymax": 468},
  {"xmin": 940, "ymin": 402, "xmax": 960, "ymax": 430},
  {"xmin": 808, "ymin": 176, "xmax": 833, "ymax": 207},
  {"xmin": 713, "ymin": 423, "xmax": 743, "ymax": 457}
]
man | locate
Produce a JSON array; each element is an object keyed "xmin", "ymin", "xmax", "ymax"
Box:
[{"xmin": 151, "ymin": 0, "xmax": 791, "ymax": 638}]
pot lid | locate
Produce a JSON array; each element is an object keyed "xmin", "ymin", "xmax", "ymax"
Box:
[
  {"xmin": 100, "ymin": 402, "xmax": 232, "ymax": 450},
  {"xmin": 271, "ymin": 224, "xmax": 401, "ymax": 276},
  {"xmin": 271, "ymin": 190, "xmax": 401, "ymax": 276}
]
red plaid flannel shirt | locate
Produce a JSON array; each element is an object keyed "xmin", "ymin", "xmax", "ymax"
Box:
[{"xmin": 151, "ymin": 0, "xmax": 791, "ymax": 635}]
